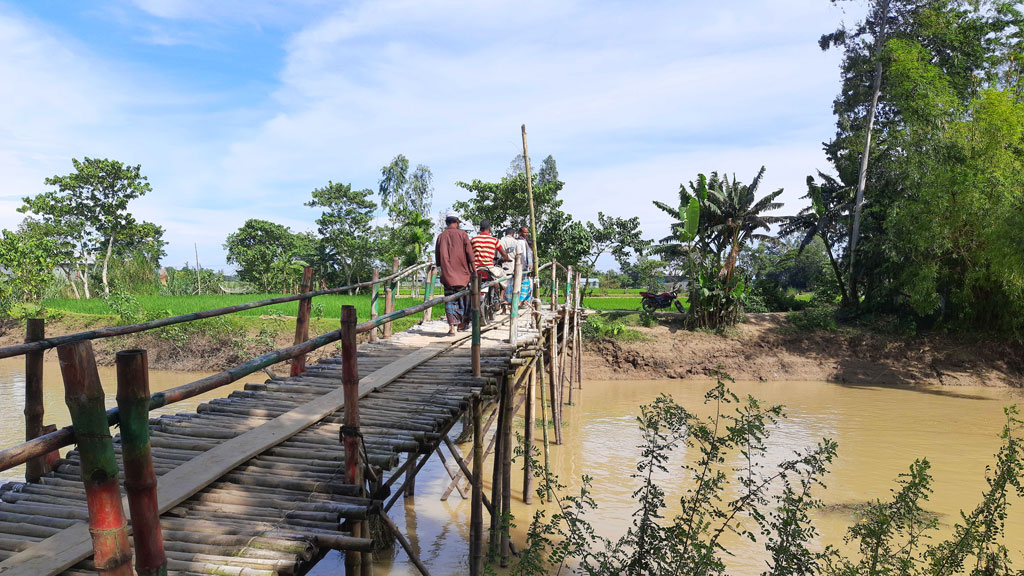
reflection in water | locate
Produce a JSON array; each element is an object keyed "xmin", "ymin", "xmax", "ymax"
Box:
[
  {"xmin": 0, "ymin": 357, "xmax": 243, "ymax": 483},
  {"xmin": 358, "ymin": 379, "xmax": 1023, "ymax": 575}
]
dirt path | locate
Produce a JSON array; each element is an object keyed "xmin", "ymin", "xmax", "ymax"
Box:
[{"xmin": 584, "ymin": 313, "xmax": 1023, "ymax": 387}]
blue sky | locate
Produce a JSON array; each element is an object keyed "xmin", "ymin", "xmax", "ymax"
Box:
[{"xmin": 0, "ymin": 0, "xmax": 862, "ymax": 271}]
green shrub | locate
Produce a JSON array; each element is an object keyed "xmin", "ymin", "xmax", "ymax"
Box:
[{"xmin": 787, "ymin": 306, "xmax": 838, "ymax": 332}]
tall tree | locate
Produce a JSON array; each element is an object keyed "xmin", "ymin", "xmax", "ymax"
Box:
[
  {"xmin": 378, "ymin": 154, "xmax": 434, "ymax": 220},
  {"xmin": 582, "ymin": 212, "xmax": 650, "ymax": 292},
  {"xmin": 306, "ymin": 182, "xmax": 378, "ymax": 290},
  {"xmin": 224, "ymin": 219, "xmax": 302, "ymax": 291},
  {"xmin": 20, "ymin": 158, "xmax": 156, "ymax": 297}
]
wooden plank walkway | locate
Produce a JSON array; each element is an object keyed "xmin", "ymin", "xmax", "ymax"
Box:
[{"xmin": 0, "ymin": 316, "xmax": 538, "ymax": 576}]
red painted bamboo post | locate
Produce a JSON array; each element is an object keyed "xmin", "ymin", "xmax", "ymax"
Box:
[
  {"xmin": 340, "ymin": 305, "xmax": 367, "ymax": 574},
  {"xmin": 58, "ymin": 341, "xmax": 133, "ymax": 576},
  {"xmin": 471, "ymin": 273, "xmax": 482, "ymax": 377},
  {"xmin": 291, "ymin": 267, "xmax": 314, "ymax": 376},
  {"xmin": 383, "ymin": 257, "xmax": 399, "ymax": 338},
  {"xmin": 115, "ymin": 349, "xmax": 168, "ymax": 576},
  {"xmin": 24, "ymin": 318, "xmax": 51, "ymax": 482},
  {"xmin": 369, "ymin": 268, "xmax": 379, "ymax": 342},
  {"xmin": 469, "ymin": 394, "xmax": 484, "ymax": 576},
  {"xmin": 422, "ymin": 265, "xmax": 436, "ymax": 323}
]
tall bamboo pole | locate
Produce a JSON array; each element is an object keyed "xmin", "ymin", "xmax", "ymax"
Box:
[
  {"xmin": 561, "ymin": 266, "xmax": 572, "ymax": 406},
  {"xmin": 116, "ymin": 350, "xmax": 168, "ymax": 576},
  {"xmin": 522, "ymin": 361, "xmax": 535, "ymax": 504},
  {"xmin": 550, "ymin": 259, "xmax": 558, "ymax": 312},
  {"xmin": 500, "ymin": 371, "xmax": 513, "ymax": 566},
  {"xmin": 522, "ymin": 125, "xmax": 543, "ymax": 324},
  {"xmin": 24, "ymin": 318, "xmax": 49, "ymax": 482},
  {"xmin": 533, "ymin": 311, "xmax": 551, "ymax": 498},
  {"xmin": 58, "ymin": 341, "xmax": 133, "ymax": 576},
  {"xmin": 469, "ymin": 395, "xmax": 484, "ymax": 576},
  {"xmin": 340, "ymin": 305, "xmax": 366, "ymax": 575},
  {"xmin": 291, "ymin": 267, "xmax": 314, "ymax": 377},
  {"xmin": 488, "ymin": 377, "xmax": 506, "ymax": 556},
  {"xmin": 548, "ymin": 323, "xmax": 562, "ymax": 445}
]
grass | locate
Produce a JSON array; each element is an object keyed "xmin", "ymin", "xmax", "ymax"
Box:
[{"xmin": 581, "ymin": 296, "xmax": 688, "ymax": 312}]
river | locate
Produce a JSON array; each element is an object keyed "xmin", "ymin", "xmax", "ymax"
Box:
[{"xmin": 2, "ymin": 360, "xmax": 1022, "ymax": 574}]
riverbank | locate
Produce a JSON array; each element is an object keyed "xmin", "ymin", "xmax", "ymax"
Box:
[{"xmin": 584, "ymin": 312, "xmax": 1024, "ymax": 387}]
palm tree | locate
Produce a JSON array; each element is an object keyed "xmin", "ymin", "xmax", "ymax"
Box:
[
  {"xmin": 398, "ymin": 210, "xmax": 435, "ymax": 296},
  {"xmin": 780, "ymin": 172, "xmax": 852, "ymax": 305},
  {"xmin": 703, "ymin": 166, "xmax": 785, "ymax": 284}
]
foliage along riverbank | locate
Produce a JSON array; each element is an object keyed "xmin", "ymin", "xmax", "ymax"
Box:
[{"xmin": 583, "ymin": 312, "xmax": 1023, "ymax": 388}]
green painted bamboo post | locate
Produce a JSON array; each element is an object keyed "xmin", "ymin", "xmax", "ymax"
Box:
[
  {"xmin": 422, "ymin": 265, "xmax": 436, "ymax": 323},
  {"xmin": 58, "ymin": 341, "xmax": 133, "ymax": 576},
  {"xmin": 471, "ymin": 273, "xmax": 482, "ymax": 377},
  {"xmin": 509, "ymin": 258, "xmax": 522, "ymax": 345},
  {"xmin": 116, "ymin": 349, "xmax": 168, "ymax": 576},
  {"xmin": 369, "ymin": 268, "xmax": 379, "ymax": 343}
]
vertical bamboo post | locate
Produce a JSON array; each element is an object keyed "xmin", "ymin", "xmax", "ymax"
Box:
[
  {"xmin": 488, "ymin": 377, "xmax": 506, "ymax": 557},
  {"xmin": 499, "ymin": 372, "xmax": 513, "ymax": 566},
  {"xmin": 509, "ymin": 258, "xmax": 522, "ymax": 345},
  {"xmin": 291, "ymin": 266, "xmax": 314, "ymax": 377},
  {"xmin": 406, "ymin": 451, "xmax": 417, "ymax": 497},
  {"xmin": 471, "ymin": 273, "xmax": 481, "ymax": 377},
  {"xmin": 58, "ymin": 341, "xmax": 133, "ymax": 576},
  {"xmin": 422, "ymin": 265, "xmax": 436, "ymax": 323},
  {"xmin": 340, "ymin": 305, "xmax": 367, "ymax": 574},
  {"xmin": 369, "ymin": 268, "xmax": 379, "ymax": 342},
  {"xmin": 24, "ymin": 318, "xmax": 49, "ymax": 482},
  {"xmin": 561, "ymin": 266, "xmax": 572, "ymax": 405},
  {"xmin": 533, "ymin": 312, "xmax": 552, "ymax": 499},
  {"xmin": 522, "ymin": 359, "xmax": 536, "ymax": 505},
  {"xmin": 550, "ymin": 260, "xmax": 558, "ymax": 311},
  {"xmin": 116, "ymin": 350, "xmax": 168, "ymax": 576},
  {"xmin": 384, "ymin": 257, "xmax": 399, "ymax": 338},
  {"xmin": 574, "ymin": 272, "xmax": 583, "ymax": 391},
  {"xmin": 469, "ymin": 395, "xmax": 484, "ymax": 576},
  {"xmin": 548, "ymin": 323, "xmax": 562, "ymax": 445}
]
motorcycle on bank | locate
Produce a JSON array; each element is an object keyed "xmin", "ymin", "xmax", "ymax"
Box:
[{"xmin": 639, "ymin": 288, "xmax": 685, "ymax": 314}]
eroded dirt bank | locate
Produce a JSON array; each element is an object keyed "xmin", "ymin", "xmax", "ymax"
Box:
[{"xmin": 584, "ymin": 313, "xmax": 1023, "ymax": 387}]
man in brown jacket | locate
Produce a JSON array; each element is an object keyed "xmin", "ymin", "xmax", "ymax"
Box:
[{"xmin": 435, "ymin": 214, "xmax": 475, "ymax": 334}]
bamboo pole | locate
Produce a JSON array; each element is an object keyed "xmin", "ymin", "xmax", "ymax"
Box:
[
  {"xmin": 384, "ymin": 258, "xmax": 399, "ymax": 338},
  {"xmin": 57, "ymin": 341, "xmax": 133, "ymax": 576},
  {"xmin": 379, "ymin": 513, "xmax": 431, "ymax": 576},
  {"xmin": 561, "ymin": 266, "xmax": 572, "ymax": 406},
  {"xmin": 24, "ymin": 318, "xmax": 49, "ymax": 482},
  {"xmin": 499, "ymin": 372, "xmax": 513, "ymax": 566},
  {"xmin": 369, "ymin": 269, "xmax": 379, "ymax": 343},
  {"xmin": 406, "ymin": 452, "xmax": 417, "ymax": 497},
  {"xmin": 488, "ymin": 378, "xmax": 506, "ymax": 555},
  {"xmin": 422, "ymin": 266, "xmax": 436, "ymax": 324},
  {"xmin": 573, "ymin": 272, "xmax": 583, "ymax": 392},
  {"xmin": 469, "ymin": 395, "xmax": 483, "ymax": 576},
  {"xmin": 523, "ymin": 360, "xmax": 535, "ymax": 505},
  {"xmin": 550, "ymin": 259, "xmax": 558, "ymax": 311},
  {"xmin": 0, "ymin": 262, "xmax": 430, "ymax": 360},
  {"xmin": 533, "ymin": 311, "xmax": 551, "ymax": 498},
  {"xmin": 471, "ymin": 274, "xmax": 482, "ymax": 378},
  {"xmin": 340, "ymin": 305, "xmax": 366, "ymax": 575},
  {"xmin": 291, "ymin": 267, "xmax": 314, "ymax": 377},
  {"xmin": 509, "ymin": 258, "xmax": 522, "ymax": 345},
  {"xmin": 115, "ymin": 350, "xmax": 168, "ymax": 576},
  {"xmin": 548, "ymin": 323, "xmax": 562, "ymax": 445}
]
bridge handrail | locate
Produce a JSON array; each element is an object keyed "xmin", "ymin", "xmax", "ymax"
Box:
[
  {"xmin": 0, "ymin": 262, "xmax": 430, "ymax": 360},
  {"xmin": 0, "ymin": 277, "xmax": 499, "ymax": 474}
]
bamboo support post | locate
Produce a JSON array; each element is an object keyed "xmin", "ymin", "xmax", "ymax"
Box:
[
  {"xmin": 406, "ymin": 452, "xmax": 416, "ymax": 497},
  {"xmin": 572, "ymin": 272, "xmax": 582, "ymax": 394},
  {"xmin": 58, "ymin": 341, "xmax": 133, "ymax": 576},
  {"xmin": 471, "ymin": 274, "xmax": 482, "ymax": 378},
  {"xmin": 422, "ymin": 266, "xmax": 436, "ymax": 324},
  {"xmin": 384, "ymin": 258, "xmax": 399, "ymax": 338},
  {"xmin": 533, "ymin": 312, "xmax": 552, "ymax": 496},
  {"xmin": 499, "ymin": 372, "xmax": 513, "ymax": 566},
  {"xmin": 488, "ymin": 378, "xmax": 506, "ymax": 556},
  {"xmin": 380, "ymin": 512, "xmax": 431, "ymax": 576},
  {"xmin": 24, "ymin": 318, "xmax": 50, "ymax": 482},
  {"xmin": 469, "ymin": 395, "xmax": 483, "ymax": 576},
  {"xmin": 115, "ymin": 350, "xmax": 168, "ymax": 576},
  {"xmin": 369, "ymin": 269, "xmax": 379, "ymax": 342},
  {"xmin": 550, "ymin": 260, "xmax": 558, "ymax": 311},
  {"xmin": 523, "ymin": 361, "xmax": 535, "ymax": 504},
  {"xmin": 291, "ymin": 267, "xmax": 314, "ymax": 377},
  {"xmin": 509, "ymin": 258, "xmax": 522, "ymax": 346},
  {"xmin": 340, "ymin": 306, "xmax": 367, "ymax": 575},
  {"xmin": 561, "ymin": 266, "xmax": 572, "ymax": 405},
  {"xmin": 549, "ymin": 323, "xmax": 562, "ymax": 445}
]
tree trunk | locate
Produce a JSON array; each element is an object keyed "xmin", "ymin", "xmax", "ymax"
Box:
[
  {"xmin": 82, "ymin": 267, "xmax": 92, "ymax": 299},
  {"xmin": 102, "ymin": 235, "xmax": 114, "ymax": 295},
  {"xmin": 848, "ymin": 0, "xmax": 890, "ymax": 306},
  {"xmin": 822, "ymin": 234, "xmax": 849, "ymax": 306},
  {"xmin": 64, "ymin": 266, "xmax": 82, "ymax": 299}
]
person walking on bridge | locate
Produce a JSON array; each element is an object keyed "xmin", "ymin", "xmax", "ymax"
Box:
[{"xmin": 435, "ymin": 214, "xmax": 475, "ymax": 335}]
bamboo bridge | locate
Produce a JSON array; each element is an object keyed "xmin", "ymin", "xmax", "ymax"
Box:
[{"xmin": 0, "ymin": 259, "xmax": 584, "ymax": 576}]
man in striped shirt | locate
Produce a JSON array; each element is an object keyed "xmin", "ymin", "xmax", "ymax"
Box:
[{"xmin": 471, "ymin": 220, "xmax": 510, "ymax": 282}]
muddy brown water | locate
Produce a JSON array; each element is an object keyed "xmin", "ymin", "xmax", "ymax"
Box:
[{"xmin": 2, "ymin": 361, "xmax": 1022, "ymax": 574}]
